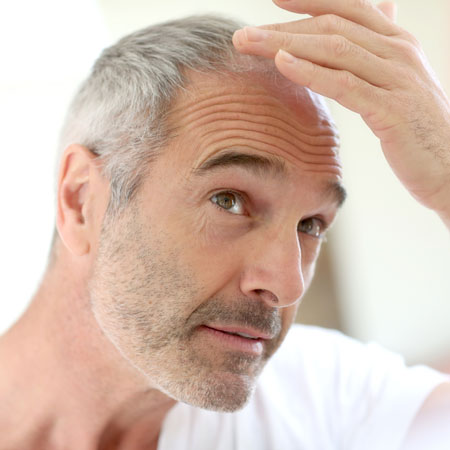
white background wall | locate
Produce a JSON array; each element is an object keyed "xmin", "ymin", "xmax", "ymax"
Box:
[{"xmin": 1, "ymin": 0, "xmax": 449, "ymax": 367}]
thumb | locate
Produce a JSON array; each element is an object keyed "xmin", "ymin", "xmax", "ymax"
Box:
[{"xmin": 377, "ymin": 1, "xmax": 398, "ymax": 22}]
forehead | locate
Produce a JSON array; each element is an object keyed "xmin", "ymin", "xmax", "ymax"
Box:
[
  {"xmin": 178, "ymin": 68, "xmax": 334, "ymax": 119},
  {"xmin": 164, "ymin": 69, "xmax": 342, "ymax": 184}
]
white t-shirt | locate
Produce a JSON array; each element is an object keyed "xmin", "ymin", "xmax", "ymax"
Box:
[{"xmin": 158, "ymin": 325, "xmax": 448, "ymax": 450}]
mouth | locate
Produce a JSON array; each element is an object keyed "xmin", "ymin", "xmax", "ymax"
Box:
[
  {"xmin": 199, "ymin": 324, "xmax": 272, "ymax": 356},
  {"xmin": 205, "ymin": 324, "xmax": 273, "ymax": 339}
]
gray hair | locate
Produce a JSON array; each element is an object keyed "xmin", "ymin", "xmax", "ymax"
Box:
[{"xmin": 58, "ymin": 14, "xmax": 278, "ymax": 217}]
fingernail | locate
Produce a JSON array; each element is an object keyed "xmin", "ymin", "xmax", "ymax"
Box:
[
  {"xmin": 243, "ymin": 26, "xmax": 271, "ymax": 42},
  {"xmin": 278, "ymin": 49, "xmax": 297, "ymax": 64}
]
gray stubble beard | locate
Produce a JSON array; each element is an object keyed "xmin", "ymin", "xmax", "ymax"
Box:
[{"xmin": 88, "ymin": 206, "xmax": 283, "ymax": 412}]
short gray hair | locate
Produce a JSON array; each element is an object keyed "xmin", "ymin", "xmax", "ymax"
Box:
[{"xmin": 58, "ymin": 14, "xmax": 277, "ymax": 216}]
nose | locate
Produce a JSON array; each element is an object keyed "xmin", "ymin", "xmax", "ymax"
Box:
[{"xmin": 239, "ymin": 228, "xmax": 305, "ymax": 308}]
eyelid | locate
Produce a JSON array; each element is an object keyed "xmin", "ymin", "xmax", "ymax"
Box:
[
  {"xmin": 298, "ymin": 216, "xmax": 329, "ymax": 239},
  {"xmin": 210, "ymin": 189, "xmax": 248, "ymax": 215},
  {"xmin": 210, "ymin": 189, "xmax": 246, "ymax": 203},
  {"xmin": 316, "ymin": 216, "xmax": 329, "ymax": 231}
]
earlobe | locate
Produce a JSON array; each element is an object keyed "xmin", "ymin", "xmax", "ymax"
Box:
[{"xmin": 56, "ymin": 144, "xmax": 98, "ymax": 256}]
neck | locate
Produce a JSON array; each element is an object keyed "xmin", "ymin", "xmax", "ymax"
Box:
[{"xmin": 0, "ymin": 259, "xmax": 176, "ymax": 450}]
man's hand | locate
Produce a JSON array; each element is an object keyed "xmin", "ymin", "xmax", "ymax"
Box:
[{"xmin": 233, "ymin": 0, "xmax": 450, "ymax": 228}]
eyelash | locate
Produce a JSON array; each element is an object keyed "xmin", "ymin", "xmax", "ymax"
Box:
[
  {"xmin": 298, "ymin": 217, "xmax": 328, "ymax": 239},
  {"xmin": 209, "ymin": 190, "xmax": 328, "ymax": 239},
  {"xmin": 210, "ymin": 190, "xmax": 247, "ymax": 215}
]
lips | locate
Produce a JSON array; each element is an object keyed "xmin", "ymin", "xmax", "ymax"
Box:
[
  {"xmin": 198, "ymin": 324, "xmax": 273, "ymax": 356},
  {"xmin": 203, "ymin": 324, "xmax": 273, "ymax": 340}
]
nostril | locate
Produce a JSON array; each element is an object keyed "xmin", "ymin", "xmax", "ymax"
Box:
[{"xmin": 255, "ymin": 289, "xmax": 279, "ymax": 305}]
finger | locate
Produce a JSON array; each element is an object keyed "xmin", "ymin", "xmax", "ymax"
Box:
[
  {"xmin": 274, "ymin": 49, "xmax": 384, "ymax": 119},
  {"xmin": 377, "ymin": 1, "xmax": 398, "ymax": 23},
  {"xmin": 233, "ymin": 27, "xmax": 393, "ymax": 88},
  {"xmin": 256, "ymin": 15, "xmax": 399, "ymax": 59},
  {"xmin": 272, "ymin": 0, "xmax": 398, "ymax": 36}
]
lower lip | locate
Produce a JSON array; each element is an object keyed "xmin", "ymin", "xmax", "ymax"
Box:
[{"xmin": 199, "ymin": 326, "xmax": 264, "ymax": 356}]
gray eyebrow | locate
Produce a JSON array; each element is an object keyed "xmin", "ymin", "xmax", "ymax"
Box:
[
  {"xmin": 326, "ymin": 181, "xmax": 347, "ymax": 208},
  {"xmin": 194, "ymin": 150, "xmax": 347, "ymax": 208},
  {"xmin": 194, "ymin": 150, "xmax": 287, "ymax": 178}
]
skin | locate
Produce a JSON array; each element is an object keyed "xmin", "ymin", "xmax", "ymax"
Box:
[
  {"xmin": 232, "ymin": 0, "xmax": 450, "ymax": 444},
  {"xmin": 0, "ymin": 69, "xmax": 343, "ymax": 449},
  {"xmin": 1, "ymin": 0, "xmax": 449, "ymax": 447},
  {"xmin": 89, "ymin": 73, "xmax": 343, "ymax": 413}
]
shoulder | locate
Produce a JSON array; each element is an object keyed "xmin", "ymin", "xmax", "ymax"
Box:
[
  {"xmin": 267, "ymin": 323, "xmax": 382, "ymax": 374},
  {"xmin": 268, "ymin": 323, "xmax": 420, "ymax": 373},
  {"xmin": 263, "ymin": 324, "xmax": 444, "ymax": 398},
  {"xmin": 256, "ymin": 324, "xmax": 449, "ymax": 450}
]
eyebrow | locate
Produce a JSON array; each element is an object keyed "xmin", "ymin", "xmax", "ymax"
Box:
[
  {"xmin": 195, "ymin": 150, "xmax": 287, "ymax": 178},
  {"xmin": 326, "ymin": 181, "xmax": 347, "ymax": 208},
  {"xmin": 194, "ymin": 150, "xmax": 346, "ymax": 208}
]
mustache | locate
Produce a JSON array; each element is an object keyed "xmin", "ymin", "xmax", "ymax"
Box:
[{"xmin": 188, "ymin": 296, "xmax": 282, "ymax": 339}]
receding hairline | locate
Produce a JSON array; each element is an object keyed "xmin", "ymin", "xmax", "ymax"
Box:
[{"xmin": 55, "ymin": 13, "xmax": 339, "ymax": 220}]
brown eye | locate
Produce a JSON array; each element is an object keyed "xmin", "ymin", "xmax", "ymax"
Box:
[
  {"xmin": 298, "ymin": 217, "xmax": 325, "ymax": 238},
  {"xmin": 215, "ymin": 193, "xmax": 235, "ymax": 209},
  {"xmin": 210, "ymin": 192, "xmax": 245, "ymax": 215}
]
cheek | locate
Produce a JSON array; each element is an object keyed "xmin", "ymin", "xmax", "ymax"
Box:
[
  {"xmin": 177, "ymin": 240, "xmax": 243, "ymax": 297},
  {"xmin": 283, "ymin": 302, "xmax": 299, "ymax": 326},
  {"xmin": 299, "ymin": 238, "xmax": 323, "ymax": 289},
  {"xmin": 171, "ymin": 208, "xmax": 248, "ymax": 270},
  {"xmin": 188, "ymin": 201, "xmax": 253, "ymax": 242},
  {"xmin": 303, "ymin": 258, "xmax": 319, "ymax": 291}
]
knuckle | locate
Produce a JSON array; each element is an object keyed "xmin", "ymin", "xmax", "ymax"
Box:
[
  {"xmin": 317, "ymin": 14, "xmax": 342, "ymax": 33},
  {"xmin": 349, "ymin": 0, "xmax": 368, "ymax": 9},
  {"xmin": 400, "ymin": 30, "xmax": 421, "ymax": 47},
  {"xmin": 328, "ymin": 35, "xmax": 351, "ymax": 57},
  {"xmin": 281, "ymin": 32, "xmax": 295, "ymax": 49},
  {"xmin": 337, "ymin": 70, "xmax": 357, "ymax": 91},
  {"xmin": 393, "ymin": 39, "xmax": 422, "ymax": 64},
  {"xmin": 268, "ymin": 23, "xmax": 283, "ymax": 33}
]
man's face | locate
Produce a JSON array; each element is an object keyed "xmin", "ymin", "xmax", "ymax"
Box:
[{"xmin": 88, "ymin": 71, "xmax": 343, "ymax": 412}]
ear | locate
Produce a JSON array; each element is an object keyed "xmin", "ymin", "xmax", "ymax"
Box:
[{"xmin": 56, "ymin": 144, "xmax": 107, "ymax": 256}]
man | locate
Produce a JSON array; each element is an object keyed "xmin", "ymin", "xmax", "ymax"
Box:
[{"xmin": 0, "ymin": 0, "xmax": 449, "ymax": 448}]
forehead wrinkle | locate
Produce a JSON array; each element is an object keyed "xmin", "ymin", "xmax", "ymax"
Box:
[
  {"xmin": 190, "ymin": 108, "xmax": 338, "ymax": 147},
  {"xmin": 197, "ymin": 115, "xmax": 339, "ymax": 157},
  {"xmin": 171, "ymin": 93, "xmax": 335, "ymax": 139},
  {"xmin": 200, "ymin": 131, "xmax": 342, "ymax": 173},
  {"xmin": 167, "ymin": 73, "xmax": 342, "ymax": 181}
]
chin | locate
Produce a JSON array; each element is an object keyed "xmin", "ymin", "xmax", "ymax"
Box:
[{"xmin": 158, "ymin": 369, "xmax": 258, "ymax": 413}]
